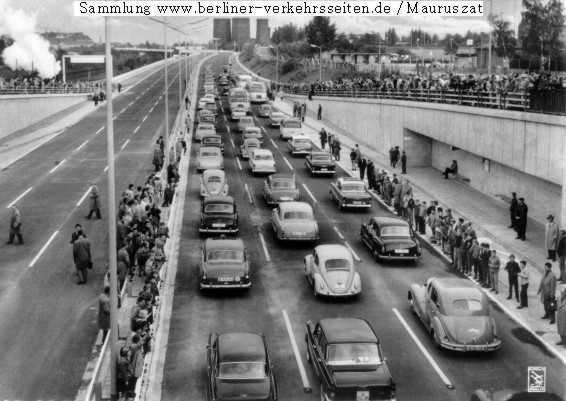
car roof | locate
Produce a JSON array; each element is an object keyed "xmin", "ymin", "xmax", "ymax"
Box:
[
  {"xmin": 319, "ymin": 318, "xmax": 378, "ymax": 344},
  {"xmin": 337, "ymin": 177, "xmax": 364, "ymax": 185},
  {"xmin": 314, "ymin": 244, "xmax": 352, "ymax": 260},
  {"xmin": 271, "ymin": 112, "xmax": 284, "ymax": 116},
  {"xmin": 202, "ymin": 169, "xmax": 225, "ymax": 179},
  {"xmin": 278, "ymin": 202, "xmax": 312, "ymax": 213},
  {"xmin": 218, "ymin": 332, "xmax": 266, "ymax": 364},
  {"xmin": 291, "ymin": 134, "xmax": 308, "ymax": 139},
  {"xmin": 244, "ymin": 138, "xmax": 261, "ymax": 145},
  {"xmin": 310, "ymin": 151, "xmax": 331, "ymax": 157},
  {"xmin": 432, "ymin": 278, "xmax": 485, "ymax": 302},
  {"xmin": 202, "ymin": 134, "xmax": 222, "ymax": 139},
  {"xmin": 199, "ymin": 147, "xmax": 220, "ymax": 153},
  {"xmin": 244, "ymin": 127, "xmax": 261, "ymax": 132},
  {"xmin": 372, "ymin": 216, "xmax": 410, "ymax": 227},
  {"xmin": 203, "ymin": 195, "xmax": 235, "ymax": 205},
  {"xmin": 269, "ymin": 174, "xmax": 294, "ymax": 181},
  {"xmin": 205, "ymin": 237, "xmax": 244, "ymax": 252},
  {"xmin": 240, "ymin": 116, "xmax": 253, "ymax": 121},
  {"xmin": 198, "ymin": 123, "xmax": 215, "ymax": 129},
  {"xmin": 253, "ymin": 149, "xmax": 272, "ymax": 155}
]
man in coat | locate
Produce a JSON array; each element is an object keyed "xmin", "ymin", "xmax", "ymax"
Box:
[
  {"xmin": 556, "ymin": 288, "xmax": 566, "ymax": 347},
  {"xmin": 7, "ymin": 205, "xmax": 23, "ymax": 245},
  {"xmin": 392, "ymin": 181, "xmax": 403, "ymax": 216},
  {"xmin": 319, "ymin": 128, "xmax": 327, "ymax": 150},
  {"xmin": 508, "ymin": 192, "xmax": 518, "ymax": 229},
  {"xmin": 515, "ymin": 198, "xmax": 528, "ymax": 241},
  {"xmin": 86, "ymin": 183, "xmax": 102, "ymax": 219},
  {"xmin": 73, "ymin": 229, "xmax": 91, "ymax": 284},
  {"xmin": 317, "ymin": 104, "xmax": 322, "ymax": 120},
  {"xmin": 557, "ymin": 230, "xmax": 566, "ymax": 282},
  {"xmin": 545, "ymin": 215, "xmax": 559, "ymax": 261},
  {"xmin": 153, "ymin": 145, "xmax": 163, "ymax": 172},
  {"xmin": 538, "ymin": 262, "xmax": 557, "ymax": 324},
  {"xmin": 98, "ymin": 286, "xmax": 111, "ymax": 342},
  {"xmin": 358, "ymin": 157, "xmax": 367, "ymax": 180}
]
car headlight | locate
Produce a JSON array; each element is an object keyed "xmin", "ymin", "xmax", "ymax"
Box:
[
  {"xmin": 354, "ymin": 283, "xmax": 358, "ymax": 289},
  {"xmin": 235, "ymin": 277, "xmax": 241, "ymax": 282},
  {"xmin": 319, "ymin": 283, "xmax": 325, "ymax": 290}
]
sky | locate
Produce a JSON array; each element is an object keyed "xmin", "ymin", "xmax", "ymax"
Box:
[{"xmin": 1, "ymin": 0, "xmax": 536, "ymax": 46}]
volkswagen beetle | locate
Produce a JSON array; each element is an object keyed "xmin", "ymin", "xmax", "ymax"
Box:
[{"xmin": 200, "ymin": 169, "xmax": 228, "ymax": 197}]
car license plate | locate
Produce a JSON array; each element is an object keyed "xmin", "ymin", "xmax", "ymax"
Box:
[
  {"xmin": 465, "ymin": 344, "xmax": 486, "ymax": 351},
  {"xmin": 280, "ymin": 197, "xmax": 291, "ymax": 201},
  {"xmin": 356, "ymin": 391, "xmax": 369, "ymax": 401},
  {"xmin": 293, "ymin": 232, "xmax": 306, "ymax": 236},
  {"xmin": 320, "ymin": 168, "xmax": 328, "ymax": 171},
  {"xmin": 353, "ymin": 201, "xmax": 362, "ymax": 205},
  {"xmin": 218, "ymin": 277, "xmax": 234, "ymax": 282},
  {"xmin": 212, "ymin": 223, "xmax": 226, "ymax": 228},
  {"xmin": 395, "ymin": 249, "xmax": 409, "ymax": 254}
]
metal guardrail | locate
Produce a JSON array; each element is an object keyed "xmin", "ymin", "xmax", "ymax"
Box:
[{"xmin": 529, "ymin": 89, "xmax": 566, "ymax": 115}]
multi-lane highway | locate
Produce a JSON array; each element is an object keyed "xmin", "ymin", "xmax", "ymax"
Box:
[
  {"xmin": 160, "ymin": 54, "xmax": 566, "ymax": 401},
  {"xmin": 0, "ymin": 56, "xmax": 197, "ymax": 400}
]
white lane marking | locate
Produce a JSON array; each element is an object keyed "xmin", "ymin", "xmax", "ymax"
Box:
[
  {"xmin": 223, "ymin": 115, "xmax": 227, "ymax": 122},
  {"xmin": 332, "ymin": 226, "xmax": 345, "ymax": 240},
  {"xmin": 226, "ymin": 126, "xmax": 231, "ymax": 133},
  {"xmin": 345, "ymin": 241, "xmax": 361, "ymax": 262},
  {"xmin": 112, "ymin": 116, "xmax": 118, "ymax": 120},
  {"xmin": 120, "ymin": 107, "xmax": 127, "ymax": 113},
  {"xmin": 29, "ymin": 230, "xmax": 59, "ymax": 267},
  {"xmin": 258, "ymin": 232, "xmax": 271, "ymax": 262},
  {"xmin": 104, "ymin": 165, "xmax": 109, "ymax": 172},
  {"xmin": 236, "ymin": 158, "xmax": 242, "ymax": 171},
  {"xmin": 7, "ymin": 187, "xmax": 33, "ymax": 208},
  {"xmin": 134, "ymin": 126, "xmax": 140, "ymax": 134},
  {"xmin": 261, "ymin": 126, "xmax": 267, "ymax": 133},
  {"xmin": 49, "ymin": 159, "xmax": 66, "ymax": 174},
  {"xmin": 77, "ymin": 187, "xmax": 91, "ymax": 206},
  {"xmin": 95, "ymin": 127, "xmax": 104, "ymax": 135},
  {"xmin": 230, "ymin": 139, "xmax": 235, "ymax": 148},
  {"xmin": 154, "ymin": 101, "xmax": 159, "ymax": 106},
  {"xmin": 142, "ymin": 116, "xmax": 148, "ymax": 122},
  {"xmin": 149, "ymin": 107, "xmax": 154, "ymax": 113},
  {"xmin": 392, "ymin": 308, "xmax": 455, "ymax": 389},
  {"xmin": 244, "ymin": 183, "xmax": 253, "ymax": 203},
  {"xmin": 128, "ymin": 101, "xmax": 134, "ymax": 106},
  {"xmin": 121, "ymin": 139, "xmax": 130, "ymax": 150},
  {"xmin": 302, "ymin": 184, "xmax": 317, "ymax": 203},
  {"xmin": 77, "ymin": 140, "xmax": 88, "ymax": 150},
  {"xmin": 136, "ymin": 96, "xmax": 140, "ymax": 100},
  {"xmin": 269, "ymin": 138, "xmax": 277, "ymax": 147},
  {"xmin": 282, "ymin": 310, "xmax": 311, "ymax": 392},
  {"xmin": 283, "ymin": 157, "xmax": 294, "ymax": 170},
  {"xmin": 253, "ymin": 116, "xmax": 258, "ymax": 122}
]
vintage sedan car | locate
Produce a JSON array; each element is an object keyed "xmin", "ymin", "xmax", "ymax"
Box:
[
  {"xmin": 200, "ymin": 169, "xmax": 228, "ymax": 197},
  {"xmin": 271, "ymin": 202, "xmax": 318, "ymax": 242},
  {"xmin": 203, "ymin": 101, "xmax": 218, "ymax": 115},
  {"xmin": 206, "ymin": 332, "xmax": 278, "ymax": 400},
  {"xmin": 304, "ymin": 245, "xmax": 361, "ymax": 297},
  {"xmin": 199, "ymin": 196, "xmax": 238, "ymax": 234},
  {"xmin": 203, "ymin": 93, "xmax": 215, "ymax": 102},
  {"xmin": 240, "ymin": 138, "xmax": 261, "ymax": 160},
  {"xmin": 329, "ymin": 177, "xmax": 372, "ymax": 210},
  {"xmin": 268, "ymin": 111, "xmax": 285, "ymax": 127},
  {"xmin": 360, "ymin": 216, "xmax": 422, "ymax": 262},
  {"xmin": 198, "ymin": 109, "xmax": 217, "ymax": 127},
  {"xmin": 305, "ymin": 318, "xmax": 396, "ymax": 400},
  {"xmin": 195, "ymin": 123, "xmax": 216, "ymax": 142},
  {"xmin": 242, "ymin": 126, "xmax": 263, "ymax": 144},
  {"xmin": 408, "ymin": 277, "xmax": 502, "ymax": 352},
  {"xmin": 249, "ymin": 149, "xmax": 276, "ymax": 175},
  {"xmin": 262, "ymin": 174, "xmax": 300, "ymax": 205},
  {"xmin": 231, "ymin": 107, "xmax": 247, "ymax": 121},
  {"xmin": 204, "ymin": 88, "xmax": 219, "ymax": 100},
  {"xmin": 198, "ymin": 96, "xmax": 212, "ymax": 109},
  {"xmin": 305, "ymin": 152, "xmax": 336, "ymax": 175},
  {"xmin": 471, "ymin": 389, "xmax": 562, "ymax": 401},
  {"xmin": 201, "ymin": 134, "xmax": 224, "ymax": 154},
  {"xmin": 237, "ymin": 116, "xmax": 255, "ymax": 132},
  {"xmin": 286, "ymin": 135, "xmax": 312, "ymax": 157},
  {"xmin": 221, "ymin": 86, "xmax": 230, "ymax": 96},
  {"xmin": 258, "ymin": 104, "xmax": 272, "ymax": 117},
  {"xmin": 199, "ymin": 237, "xmax": 250, "ymax": 289},
  {"xmin": 196, "ymin": 147, "xmax": 224, "ymax": 174},
  {"xmin": 279, "ymin": 118, "xmax": 302, "ymax": 140}
]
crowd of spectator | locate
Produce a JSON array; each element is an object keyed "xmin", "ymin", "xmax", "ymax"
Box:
[{"xmin": 0, "ymin": 75, "xmax": 111, "ymax": 94}]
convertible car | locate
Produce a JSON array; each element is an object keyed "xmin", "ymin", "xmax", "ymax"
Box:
[
  {"xmin": 249, "ymin": 149, "xmax": 276, "ymax": 175},
  {"xmin": 196, "ymin": 147, "xmax": 223, "ymax": 174},
  {"xmin": 200, "ymin": 169, "xmax": 228, "ymax": 197},
  {"xmin": 305, "ymin": 318, "xmax": 396, "ymax": 401},
  {"xmin": 262, "ymin": 174, "xmax": 300, "ymax": 205},
  {"xmin": 305, "ymin": 152, "xmax": 336, "ymax": 175},
  {"xmin": 206, "ymin": 332, "xmax": 277, "ymax": 400},
  {"xmin": 329, "ymin": 177, "xmax": 372, "ymax": 210},
  {"xmin": 199, "ymin": 237, "xmax": 250, "ymax": 289},
  {"xmin": 240, "ymin": 138, "xmax": 261, "ymax": 160},
  {"xmin": 360, "ymin": 216, "xmax": 422, "ymax": 262},
  {"xmin": 304, "ymin": 244, "xmax": 361, "ymax": 297},
  {"xmin": 199, "ymin": 196, "xmax": 238, "ymax": 235},
  {"xmin": 408, "ymin": 277, "xmax": 501, "ymax": 352},
  {"xmin": 271, "ymin": 202, "xmax": 318, "ymax": 241}
]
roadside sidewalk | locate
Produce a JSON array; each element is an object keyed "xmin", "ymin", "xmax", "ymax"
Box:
[{"xmin": 268, "ymin": 94, "xmax": 566, "ymax": 362}]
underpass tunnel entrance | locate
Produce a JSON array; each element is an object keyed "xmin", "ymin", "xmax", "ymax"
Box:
[{"xmin": 403, "ymin": 128, "xmax": 432, "ymax": 167}]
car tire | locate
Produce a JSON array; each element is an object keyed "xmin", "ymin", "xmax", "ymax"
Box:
[
  {"xmin": 306, "ymin": 348, "xmax": 311, "ymax": 363},
  {"xmin": 431, "ymin": 329, "xmax": 442, "ymax": 349},
  {"xmin": 373, "ymin": 249, "xmax": 380, "ymax": 262}
]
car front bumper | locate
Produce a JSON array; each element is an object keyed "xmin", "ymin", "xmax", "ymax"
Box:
[
  {"xmin": 440, "ymin": 339, "xmax": 501, "ymax": 352},
  {"xmin": 199, "ymin": 226, "xmax": 238, "ymax": 234},
  {"xmin": 376, "ymin": 253, "xmax": 421, "ymax": 261},
  {"xmin": 200, "ymin": 281, "xmax": 251, "ymax": 289}
]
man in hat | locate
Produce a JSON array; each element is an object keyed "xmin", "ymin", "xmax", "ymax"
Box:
[
  {"xmin": 401, "ymin": 151, "xmax": 407, "ymax": 174},
  {"xmin": 557, "ymin": 230, "xmax": 566, "ymax": 282},
  {"xmin": 515, "ymin": 198, "xmax": 528, "ymax": 241},
  {"xmin": 545, "ymin": 215, "xmax": 559, "ymax": 261},
  {"xmin": 538, "ymin": 262, "xmax": 557, "ymax": 324},
  {"xmin": 73, "ymin": 229, "xmax": 91, "ymax": 284},
  {"xmin": 556, "ymin": 287, "xmax": 566, "ymax": 346},
  {"xmin": 508, "ymin": 192, "xmax": 518, "ymax": 229},
  {"xmin": 391, "ymin": 146, "xmax": 400, "ymax": 168}
]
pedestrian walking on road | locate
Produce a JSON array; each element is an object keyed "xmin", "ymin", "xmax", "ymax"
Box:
[
  {"xmin": 401, "ymin": 151, "xmax": 407, "ymax": 174},
  {"xmin": 488, "ymin": 249, "xmax": 501, "ymax": 294},
  {"xmin": 557, "ymin": 230, "xmax": 566, "ymax": 282},
  {"xmin": 545, "ymin": 215, "xmax": 559, "ymax": 261},
  {"xmin": 6, "ymin": 205, "xmax": 23, "ymax": 245},
  {"xmin": 72, "ymin": 229, "xmax": 91, "ymax": 284},
  {"xmin": 98, "ymin": 286, "xmax": 111, "ymax": 342},
  {"xmin": 517, "ymin": 260, "xmax": 529, "ymax": 308},
  {"xmin": 86, "ymin": 183, "xmax": 102, "ymax": 219},
  {"xmin": 515, "ymin": 198, "xmax": 528, "ymax": 241},
  {"xmin": 319, "ymin": 128, "xmax": 327, "ymax": 150},
  {"xmin": 505, "ymin": 254, "xmax": 521, "ymax": 301},
  {"xmin": 538, "ymin": 262, "xmax": 557, "ymax": 324},
  {"xmin": 556, "ymin": 288, "xmax": 566, "ymax": 347},
  {"xmin": 333, "ymin": 136, "xmax": 341, "ymax": 161},
  {"xmin": 508, "ymin": 192, "xmax": 518, "ymax": 229},
  {"xmin": 185, "ymin": 95, "xmax": 190, "ymax": 110},
  {"xmin": 317, "ymin": 104, "xmax": 322, "ymax": 120},
  {"xmin": 117, "ymin": 83, "xmax": 122, "ymax": 93}
]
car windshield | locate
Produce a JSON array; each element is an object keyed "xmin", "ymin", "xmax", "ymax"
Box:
[
  {"xmin": 282, "ymin": 211, "xmax": 312, "ymax": 220},
  {"xmin": 207, "ymin": 250, "xmax": 243, "ymax": 262},
  {"xmin": 450, "ymin": 299, "xmax": 485, "ymax": 316},
  {"xmin": 342, "ymin": 184, "xmax": 365, "ymax": 192},
  {"xmin": 218, "ymin": 362, "xmax": 267, "ymax": 380},
  {"xmin": 255, "ymin": 154, "xmax": 273, "ymax": 161},
  {"xmin": 272, "ymin": 113, "xmax": 283, "ymax": 118},
  {"xmin": 324, "ymin": 259, "xmax": 350, "ymax": 271},
  {"xmin": 249, "ymin": 84, "xmax": 264, "ymax": 92},
  {"xmin": 313, "ymin": 155, "xmax": 331, "ymax": 162},
  {"xmin": 240, "ymin": 118, "xmax": 253, "ymax": 124},
  {"xmin": 204, "ymin": 204, "xmax": 233, "ymax": 213},
  {"xmin": 201, "ymin": 151, "xmax": 220, "ymax": 157},
  {"xmin": 272, "ymin": 181, "xmax": 295, "ymax": 189},
  {"xmin": 283, "ymin": 121, "xmax": 301, "ymax": 128},
  {"xmin": 294, "ymin": 138, "xmax": 309, "ymax": 144},
  {"xmin": 234, "ymin": 109, "xmax": 245, "ymax": 113},
  {"xmin": 381, "ymin": 226, "xmax": 411, "ymax": 237},
  {"xmin": 204, "ymin": 138, "xmax": 221, "ymax": 144},
  {"xmin": 207, "ymin": 176, "xmax": 222, "ymax": 183},
  {"xmin": 199, "ymin": 126, "xmax": 214, "ymax": 131},
  {"xmin": 262, "ymin": 106, "xmax": 271, "ymax": 111},
  {"xmin": 327, "ymin": 343, "xmax": 381, "ymax": 366}
]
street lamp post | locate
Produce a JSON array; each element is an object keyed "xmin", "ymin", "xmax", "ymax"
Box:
[
  {"xmin": 269, "ymin": 45, "xmax": 279, "ymax": 83},
  {"xmin": 310, "ymin": 44, "xmax": 322, "ymax": 82},
  {"xmin": 487, "ymin": 0, "xmax": 493, "ymax": 75}
]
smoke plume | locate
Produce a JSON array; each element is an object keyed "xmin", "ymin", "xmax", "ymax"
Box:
[{"xmin": 0, "ymin": 0, "xmax": 61, "ymax": 78}]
